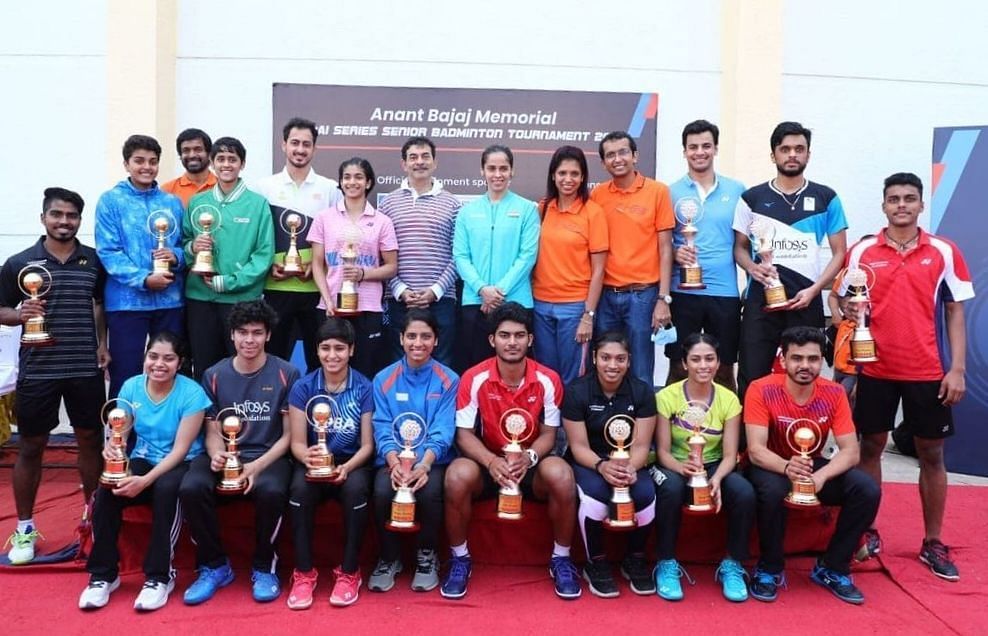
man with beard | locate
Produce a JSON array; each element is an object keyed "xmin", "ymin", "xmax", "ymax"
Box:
[
  {"xmin": 253, "ymin": 118, "xmax": 341, "ymax": 372},
  {"xmin": 1, "ymin": 188, "xmax": 108, "ymax": 564},
  {"xmin": 732, "ymin": 122, "xmax": 848, "ymax": 399},
  {"xmin": 163, "ymin": 129, "xmax": 216, "ymax": 208},
  {"xmin": 744, "ymin": 326, "xmax": 879, "ymax": 604}
]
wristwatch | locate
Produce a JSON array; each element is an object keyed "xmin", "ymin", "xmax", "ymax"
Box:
[
  {"xmin": 583, "ymin": 309, "xmax": 595, "ymax": 318},
  {"xmin": 526, "ymin": 448, "xmax": 539, "ymax": 468},
  {"xmin": 660, "ymin": 294, "xmax": 673, "ymax": 304}
]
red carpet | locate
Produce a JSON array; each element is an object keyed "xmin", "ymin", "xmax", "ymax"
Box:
[{"xmin": 1, "ymin": 458, "xmax": 984, "ymax": 635}]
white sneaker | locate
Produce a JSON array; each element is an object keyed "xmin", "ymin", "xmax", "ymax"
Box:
[
  {"xmin": 134, "ymin": 579, "xmax": 175, "ymax": 611},
  {"xmin": 79, "ymin": 578, "xmax": 121, "ymax": 609},
  {"xmin": 5, "ymin": 528, "xmax": 42, "ymax": 565}
]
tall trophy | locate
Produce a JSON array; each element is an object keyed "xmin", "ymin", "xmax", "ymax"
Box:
[
  {"xmin": 844, "ymin": 265, "xmax": 878, "ymax": 363},
  {"xmin": 783, "ymin": 419, "xmax": 823, "ymax": 507},
  {"xmin": 385, "ymin": 412, "xmax": 428, "ymax": 532},
  {"xmin": 99, "ymin": 399, "xmax": 136, "ymax": 488},
  {"xmin": 335, "ymin": 224, "xmax": 363, "ymax": 315},
  {"xmin": 215, "ymin": 408, "xmax": 251, "ymax": 494},
  {"xmin": 497, "ymin": 408, "xmax": 535, "ymax": 521},
  {"xmin": 750, "ymin": 217, "xmax": 790, "ymax": 311},
  {"xmin": 680, "ymin": 400, "xmax": 715, "ymax": 514},
  {"xmin": 675, "ymin": 196, "xmax": 706, "ymax": 290},
  {"xmin": 190, "ymin": 204, "xmax": 222, "ymax": 276},
  {"xmin": 146, "ymin": 209, "xmax": 178, "ymax": 275},
  {"xmin": 279, "ymin": 209, "xmax": 310, "ymax": 275},
  {"xmin": 305, "ymin": 395, "xmax": 340, "ymax": 482},
  {"xmin": 17, "ymin": 264, "xmax": 55, "ymax": 346},
  {"xmin": 602, "ymin": 414, "xmax": 637, "ymax": 530}
]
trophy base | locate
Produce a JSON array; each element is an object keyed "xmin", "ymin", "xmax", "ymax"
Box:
[
  {"xmin": 678, "ymin": 282, "xmax": 706, "ymax": 290},
  {"xmin": 683, "ymin": 504, "xmax": 716, "ymax": 515},
  {"xmin": 763, "ymin": 300, "xmax": 793, "ymax": 312},
  {"xmin": 850, "ymin": 355, "xmax": 878, "ymax": 363},
  {"xmin": 385, "ymin": 520, "xmax": 420, "ymax": 533},
  {"xmin": 496, "ymin": 511, "xmax": 523, "ymax": 521},
  {"xmin": 333, "ymin": 307, "xmax": 361, "ymax": 317},
  {"xmin": 784, "ymin": 493, "xmax": 820, "ymax": 508},
  {"xmin": 306, "ymin": 470, "xmax": 339, "ymax": 483},
  {"xmin": 282, "ymin": 266, "xmax": 303, "ymax": 275},
  {"xmin": 602, "ymin": 518, "xmax": 637, "ymax": 531},
  {"xmin": 20, "ymin": 335, "xmax": 56, "ymax": 347},
  {"xmin": 216, "ymin": 481, "xmax": 246, "ymax": 495},
  {"xmin": 191, "ymin": 268, "xmax": 216, "ymax": 276},
  {"xmin": 99, "ymin": 474, "xmax": 128, "ymax": 489}
]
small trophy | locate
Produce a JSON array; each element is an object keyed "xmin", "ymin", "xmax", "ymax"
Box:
[
  {"xmin": 675, "ymin": 196, "xmax": 706, "ymax": 290},
  {"xmin": 99, "ymin": 399, "xmax": 136, "ymax": 488},
  {"xmin": 844, "ymin": 266, "xmax": 878, "ymax": 363},
  {"xmin": 602, "ymin": 414, "xmax": 637, "ymax": 530},
  {"xmin": 17, "ymin": 265, "xmax": 55, "ymax": 347},
  {"xmin": 497, "ymin": 408, "xmax": 535, "ymax": 521},
  {"xmin": 305, "ymin": 395, "xmax": 340, "ymax": 482},
  {"xmin": 679, "ymin": 400, "xmax": 715, "ymax": 514},
  {"xmin": 146, "ymin": 209, "xmax": 178, "ymax": 275},
  {"xmin": 335, "ymin": 224, "xmax": 363, "ymax": 315},
  {"xmin": 386, "ymin": 412, "xmax": 429, "ymax": 532},
  {"xmin": 783, "ymin": 419, "xmax": 823, "ymax": 507},
  {"xmin": 279, "ymin": 210, "xmax": 309, "ymax": 275},
  {"xmin": 215, "ymin": 408, "xmax": 250, "ymax": 494},
  {"xmin": 190, "ymin": 204, "xmax": 222, "ymax": 276},
  {"xmin": 750, "ymin": 217, "xmax": 790, "ymax": 311}
]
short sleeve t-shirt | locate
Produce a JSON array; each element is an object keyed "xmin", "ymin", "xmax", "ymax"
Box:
[
  {"xmin": 119, "ymin": 374, "xmax": 211, "ymax": 465},
  {"xmin": 560, "ymin": 373, "xmax": 657, "ymax": 458},
  {"xmin": 656, "ymin": 380, "xmax": 742, "ymax": 463},
  {"xmin": 289, "ymin": 368, "xmax": 374, "ymax": 457},
  {"xmin": 532, "ymin": 198, "xmax": 609, "ymax": 303}
]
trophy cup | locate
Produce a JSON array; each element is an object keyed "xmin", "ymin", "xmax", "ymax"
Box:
[
  {"xmin": 99, "ymin": 399, "xmax": 136, "ymax": 488},
  {"xmin": 497, "ymin": 408, "xmax": 535, "ymax": 521},
  {"xmin": 17, "ymin": 265, "xmax": 55, "ymax": 347},
  {"xmin": 279, "ymin": 210, "xmax": 310, "ymax": 275},
  {"xmin": 305, "ymin": 395, "xmax": 340, "ymax": 482},
  {"xmin": 146, "ymin": 209, "xmax": 178, "ymax": 275},
  {"xmin": 750, "ymin": 217, "xmax": 790, "ymax": 311},
  {"xmin": 679, "ymin": 400, "xmax": 715, "ymax": 514},
  {"xmin": 190, "ymin": 204, "xmax": 222, "ymax": 276},
  {"xmin": 675, "ymin": 196, "xmax": 706, "ymax": 290},
  {"xmin": 335, "ymin": 224, "xmax": 363, "ymax": 315},
  {"xmin": 845, "ymin": 265, "xmax": 878, "ymax": 363},
  {"xmin": 783, "ymin": 419, "xmax": 823, "ymax": 507},
  {"xmin": 602, "ymin": 414, "xmax": 637, "ymax": 530},
  {"xmin": 385, "ymin": 412, "xmax": 429, "ymax": 532},
  {"xmin": 215, "ymin": 408, "xmax": 251, "ymax": 494}
]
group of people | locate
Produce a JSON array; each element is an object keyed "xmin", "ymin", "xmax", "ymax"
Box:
[{"xmin": 0, "ymin": 117, "xmax": 973, "ymax": 612}]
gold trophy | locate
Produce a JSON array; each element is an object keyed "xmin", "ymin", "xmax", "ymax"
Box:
[
  {"xmin": 750, "ymin": 217, "xmax": 790, "ymax": 311},
  {"xmin": 386, "ymin": 412, "xmax": 428, "ymax": 532},
  {"xmin": 675, "ymin": 196, "xmax": 706, "ymax": 290},
  {"xmin": 783, "ymin": 419, "xmax": 823, "ymax": 507},
  {"xmin": 497, "ymin": 408, "xmax": 535, "ymax": 521},
  {"xmin": 335, "ymin": 224, "xmax": 363, "ymax": 315},
  {"xmin": 279, "ymin": 210, "xmax": 309, "ymax": 275},
  {"xmin": 602, "ymin": 414, "xmax": 637, "ymax": 530},
  {"xmin": 190, "ymin": 204, "xmax": 222, "ymax": 276},
  {"xmin": 146, "ymin": 209, "xmax": 178, "ymax": 275},
  {"xmin": 215, "ymin": 408, "xmax": 250, "ymax": 494},
  {"xmin": 99, "ymin": 399, "xmax": 136, "ymax": 488},
  {"xmin": 305, "ymin": 395, "xmax": 340, "ymax": 482},
  {"xmin": 680, "ymin": 400, "xmax": 715, "ymax": 514},
  {"xmin": 845, "ymin": 265, "xmax": 878, "ymax": 363},
  {"xmin": 17, "ymin": 265, "xmax": 55, "ymax": 346}
]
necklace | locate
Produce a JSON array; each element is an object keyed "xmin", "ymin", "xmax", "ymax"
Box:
[
  {"xmin": 887, "ymin": 231, "xmax": 919, "ymax": 252},
  {"xmin": 324, "ymin": 371, "xmax": 349, "ymax": 394},
  {"xmin": 771, "ymin": 179, "xmax": 808, "ymax": 211}
]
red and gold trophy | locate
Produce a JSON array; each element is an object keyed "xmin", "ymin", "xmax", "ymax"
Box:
[
  {"xmin": 386, "ymin": 412, "xmax": 428, "ymax": 532},
  {"xmin": 497, "ymin": 408, "xmax": 535, "ymax": 521},
  {"xmin": 146, "ymin": 209, "xmax": 178, "ymax": 275},
  {"xmin": 305, "ymin": 395, "xmax": 340, "ymax": 482},
  {"xmin": 335, "ymin": 224, "xmax": 363, "ymax": 316},
  {"xmin": 680, "ymin": 400, "xmax": 715, "ymax": 514},
  {"xmin": 99, "ymin": 399, "xmax": 136, "ymax": 488},
  {"xmin": 279, "ymin": 210, "xmax": 310, "ymax": 275},
  {"xmin": 190, "ymin": 204, "xmax": 221, "ymax": 276},
  {"xmin": 783, "ymin": 419, "xmax": 823, "ymax": 507},
  {"xmin": 675, "ymin": 196, "xmax": 706, "ymax": 290},
  {"xmin": 750, "ymin": 217, "xmax": 790, "ymax": 311},
  {"xmin": 845, "ymin": 265, "xmax": 878, "ymax": 363},
  {"xmin": 215, "ymin": 408, "xmax": 250, "ymax": 494},
  {"xmin": 17, "ymin": 264, "xmax": 55, "ymax": 346},
  {"xmin": 603, "ymin": 414, "xmax": 637, "ymax": 530}
]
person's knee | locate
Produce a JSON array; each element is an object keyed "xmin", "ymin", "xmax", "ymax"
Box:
[
  {"xmin": 540, "ymin": 458, "xmax": 575, "ymax": 496},
  {"xmin": 73, "ymin": 428, "xmax": 102, "ymax": 453},
  {"xmin": 859, "ymin": 433, "xmax": 887, "ymax": 462},
  {"xmin": 444, "ymin": 459, "xmax": 478, "ymax": 500},
  {"xmin": 914, "ymin": 438, "xmax": 945, "ymax": 470},
  {"xmin": 16, "ymin": 434, "xmax": 49, "ymax": 461}
]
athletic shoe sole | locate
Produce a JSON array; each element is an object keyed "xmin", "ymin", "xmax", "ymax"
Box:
[
  {"xmin": 919, "ymin": 554, "xmax": 960, "ymax": 582},
  {"xmin": 810, "ymin": 573, "xmax": 864, "ymax": 605},
  {"xmin": 287, "ymin": 596, "xmax": 313, "ymax": 610},
  {"xmin": 134, "ymin": 580, "xmax": 175, "ymax": 611},
  {"xmin": 79, "ymin": 578, "xmax": 121, "ymax": 610},
  {"xmin": 749, "ymin": 588, "xmax": 778, "ymax": 603},
  {"xmin": 620, "ymin": 566, "xmax": 656, "ymax": 596},
  {"xmin": 582, "ymin": 572, "xmax": 619, "ymax": 599},
  {"xmin": 329, "ymin": 593, "xmax": 359, "ymax": 607}
]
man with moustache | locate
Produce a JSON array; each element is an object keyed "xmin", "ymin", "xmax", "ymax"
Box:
[
  {"xmin": 253, "ymin": 118, "xmax": 341, "ymax": 372},
  {"xmin": 162, "ymin": 129, "xmax": 216, "ymax": 208}
]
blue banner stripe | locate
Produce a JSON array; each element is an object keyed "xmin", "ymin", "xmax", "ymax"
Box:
[
  {"xmin": 931, "ymin": 129, "xmax": 980, "ymax": 232},
  {"xmin": 628, "ymin": 93, "xmax": 651, "ymax": 137}
]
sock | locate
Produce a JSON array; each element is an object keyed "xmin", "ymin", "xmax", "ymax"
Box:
[
  {"xmin": 17, "ymin": 519, "xmax": 35, "ymax": 534},
  {"xmin": 552, "ymin": 542, "xmax": 570, "ymax": 558},
  {"xmin": 450, "ymin": 542, "xmax": 469, "ymax": 558}
]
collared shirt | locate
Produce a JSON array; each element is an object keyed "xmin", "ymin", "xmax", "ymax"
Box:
[
  {"xmin": 288, "ymin": 367, "xmax": 374, "ymax": 458},
  {"xmin": 656, "ymin": 379, "xmax": 741, "ymax": 463},
  {"xmin": 162, "ymin": 171, "xmax": 218, "ymax": 209},
  {"xmin": 532, "ymin": 197, "xmax": 609, "ymax": 303},
  {"xmin": 561, "ymin": 373, "xmax": 656, "ymax": 458}
]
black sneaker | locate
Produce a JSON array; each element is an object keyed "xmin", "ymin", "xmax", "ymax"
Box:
[
  {"xmin": 583, "ymin": 559, "xmax": 619, "ymax": 598},
  {"xmin": 810, "ymin": 561, "xmax": 864, "ymax": 605},
  {"xmin": 749, "ymin": 567, "xmax": 785, "ymax": 602},
  {"xmin": 919, "ymin": 539, "xmax": 959, "ymax": 581},
  {"xmin": 855, "ymin": 528, "xmax": 882, "ymax": 562},
  {"xmin": 620, "ymin": 555, "xmax": 655, "ymax": 595}
]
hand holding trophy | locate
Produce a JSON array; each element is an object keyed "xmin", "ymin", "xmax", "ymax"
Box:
[
  {"xmin": 496, "ymin": 408, "xmax": 535, "ymax": 521},
  {"xmin": 99, "ymin": 399, "xmax": 137, "ymax": 488},
  {"xmin": 680, "ymin": 400, "xmax": 715, "ymax": 514},
  {"xmin": 602, "ymin": 414, "xmax": 637, "ymax": 530},
  {"xmin": 386, "ymin": 412, "xmax": 428, "ymax": 532},
  {"xmin": 190, "ymin": 204, "xmax": 222, "ymax": 276},
  {"xmin": 844, "ymin": 265, "xmax": 878, "ymax": 363},
  {"xmin": 783, "ymin": 419, "xmax": 823, "ymax": 507},
  {"xmin": 215, "ymin": 408, "xmax": 251, "ymax": 494},
  {"xmin": 17, "ymin": 264, "xmax": 55, "ymax": 346},
  {"xmin": 749, "ymin": 217, "xmax": 790, "ymax": 311},
  {"xmin": 280, "ymin": 210, "xmax": 310, "ymax": 275},
  {"xmin": 675, "ymin": 196, "xmax": 706, "ymax": 290},
  {"xmin": 146, "ymin": 209, "xmax": 178, "ymax": 275},
  {"xmin": 305, "ymin": 395, "xmax": 340, "ymax": 482}
]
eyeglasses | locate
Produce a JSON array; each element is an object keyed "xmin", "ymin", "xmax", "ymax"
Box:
[{"xmin": 603, "ymin": 148, "xmax": 633, "ymax": 161}]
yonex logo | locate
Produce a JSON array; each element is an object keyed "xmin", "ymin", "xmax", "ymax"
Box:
[
  {"xmin": 763, "ymin": 202, "xmax": 773, "ymax": 208},
  {"xmin": 921, "ymin": 258, "xmax": 933, "ymax": 266}
]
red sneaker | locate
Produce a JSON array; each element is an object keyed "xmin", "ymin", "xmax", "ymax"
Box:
[
  {"xmin": 330, "ymin": 566, "xmax": 362, "ymax": 607},
  {"xmin": 287, "ymin": 569, "xmax": 318, "ymax": 610}
]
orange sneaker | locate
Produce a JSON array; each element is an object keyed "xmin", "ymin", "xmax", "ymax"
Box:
[
  {"xmin": 330, "ymin": 566, "xmax": 362, "ymax": 607},
  {"xmin": 287, "ymin": 569, "xmax": 318, "ymax": 610}
]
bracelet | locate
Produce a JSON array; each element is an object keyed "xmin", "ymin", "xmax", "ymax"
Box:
[
  {"xmin": 594, "ymin": 458, "xmax": 606, "ymax": 473},
  {"xmin": 358, "ymin": 268, "xmax": 366, "ymax": 282},
  {"xmin": 783, "ymin": 461, "xmax": 790, "ymax": 476}
]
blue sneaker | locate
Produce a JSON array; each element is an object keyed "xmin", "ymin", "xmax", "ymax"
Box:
[
  {"xmin": 654, "ymin": 559, "xmax": 692, "ymax": 601},
  {"xmin": 810, "ymin": 562, "xmax": 864, "ymax": 605},
  {"xmin": 549, "ymin": 555, "xmax": 582, "ymax": 599},
  {"xmin": 251, "ymin": 569, "xmax": 281, "ymax": 602},
  {"xmin": 749, "ymin": 567, "xmax": 786, "ymax": 602},
  {"xmin": 440, "ymin": 554, "xmax": 472, "ymax": 599},
  {"xmin": 715, "ymin": 558, "xmax": 749, "ymax": 602},
  {"xmin": 183, "ymin": 562, "xmax": 235, "ymax": 605}
]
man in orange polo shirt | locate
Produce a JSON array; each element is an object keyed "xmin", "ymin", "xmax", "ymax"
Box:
[
  {"xmin": 162, "ymin": 128, "xmax": 217, "ymax": 208},
  {"xmin": 590, "ymin": 131, "xmax": 674, "ymax": 388}
]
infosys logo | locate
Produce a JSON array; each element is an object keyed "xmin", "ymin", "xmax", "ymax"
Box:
[{"xmin": 772, "ymin": 238, "xmax": 810, "ymax": 251}]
